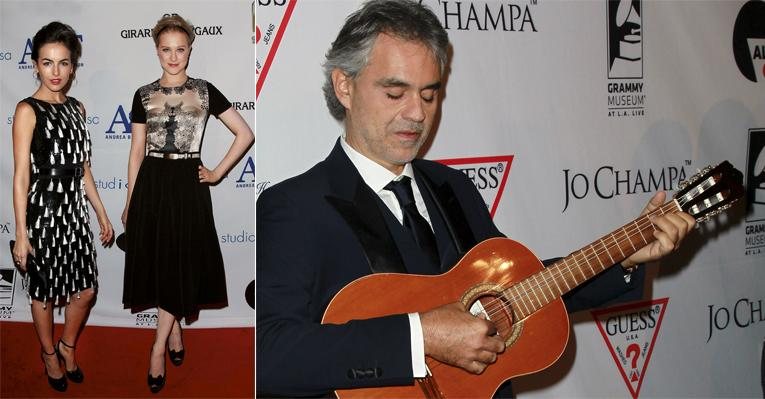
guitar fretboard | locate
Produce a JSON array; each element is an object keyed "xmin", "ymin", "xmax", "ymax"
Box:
[{"xmin": 503, "ymin": 201, "xmax": 680, "ymax": 320}]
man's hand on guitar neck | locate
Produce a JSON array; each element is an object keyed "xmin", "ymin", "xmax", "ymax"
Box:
[
  {"xmin": 622, "ymin": 191, "xmax": 697, "ymax": 269},
  {"xmin": 420, "ymin": 302, "xmax": 506, "ymax": 375}
]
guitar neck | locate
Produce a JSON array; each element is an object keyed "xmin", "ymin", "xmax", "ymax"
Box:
[{"xmin": 507, "ymin": 200, "xmax": 680, "ymax": 320}]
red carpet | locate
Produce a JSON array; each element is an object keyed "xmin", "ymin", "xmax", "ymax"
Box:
[{"xmin": 0, "ymin": 321, "xmax": 254, "ymax": 398}]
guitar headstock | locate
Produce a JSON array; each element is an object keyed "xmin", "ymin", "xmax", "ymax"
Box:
[{"xmin": 674, "ymin": 161, "xmax": 745, "ymax": 223}]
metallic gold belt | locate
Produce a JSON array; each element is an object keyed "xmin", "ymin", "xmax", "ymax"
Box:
[{"xmin": 147, "ymin": 151, "xmax": 200, "ymax": 160}]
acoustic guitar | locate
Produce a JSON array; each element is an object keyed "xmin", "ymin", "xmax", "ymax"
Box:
[{"xmin": 322, "ymin": 161, "xmax": 744, "ymax": 398}]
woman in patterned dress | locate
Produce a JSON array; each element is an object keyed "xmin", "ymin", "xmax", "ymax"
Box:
[
  {"xmin": 121, "ymin": 15, "xmax": 254, "ymax": 393},
  {"xmin": 11, "ymin": 21, "xmax": 114, "ymax": 392}
]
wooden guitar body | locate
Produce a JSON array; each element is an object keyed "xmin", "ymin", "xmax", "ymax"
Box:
[
  {"xmin": 322, "ymin": 238, "xmax": 570, "ymax": 398},
  {"xmin": 321, "ymin": 161, "xmax": 744, "ymax": 398}
]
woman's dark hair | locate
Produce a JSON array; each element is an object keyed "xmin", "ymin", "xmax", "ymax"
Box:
[{"xmin": 31, "ymin": 21, "xmax": 82, "ymax": 72}]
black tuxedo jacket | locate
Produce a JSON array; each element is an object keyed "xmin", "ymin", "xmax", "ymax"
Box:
[{"xmin": 256, "ymin": 139, "xmax": 644, "ymax": 397}]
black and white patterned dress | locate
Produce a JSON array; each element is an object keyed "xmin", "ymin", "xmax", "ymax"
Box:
[
  {"xmin": 22, "ymin": 96, "xmax": 96, "ymax": 305},
  {"xmin": 122, "ymin": 78, "xmax": 231, "ymax": 320}
]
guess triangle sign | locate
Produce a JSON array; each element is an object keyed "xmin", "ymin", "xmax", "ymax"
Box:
[{"xmin": 592, "ymin": 298, "xmax": 669, "ymax": 399}]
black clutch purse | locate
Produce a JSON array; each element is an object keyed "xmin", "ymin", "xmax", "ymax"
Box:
[
  {"xmin": 9, "ymin": 240, "xmax": 48, "ymax": 292},
  {"xmin": 115, "ymin": 233, "xmax": 127, "ymax": 252}
]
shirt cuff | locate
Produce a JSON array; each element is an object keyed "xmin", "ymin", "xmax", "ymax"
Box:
[
  {"xmin": 621, "ymin": 262, "xmax": 640, "ymax": 283},
  {"xmin": 408, "ymin": 313, "xmax": 427, "ymax": 378}
]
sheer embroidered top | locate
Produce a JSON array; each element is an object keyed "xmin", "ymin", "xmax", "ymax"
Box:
[{"xmin": 130, "ymin": 77, "xmax": 231, "ymax": 154}]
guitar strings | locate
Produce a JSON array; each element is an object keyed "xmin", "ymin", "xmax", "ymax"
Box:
[
  {"xmin": 479, "ymin": 199, "xmax": 684, "ymax": 322},
  {"xmin": 486, "ymin": 201, "xmax": 674, "ymax": 319},
  {"xmin": 428, "ymin": 197, "xmax": 692, "ymax": 373},
  {"xmin": 430, "ymin": 176, "xmax": 729, "ymax": 372},
  {"xmin": 530, "ymin": 182, "xmax": 715, "ymax": 301}
]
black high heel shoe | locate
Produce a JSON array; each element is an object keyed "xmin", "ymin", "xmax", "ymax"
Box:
[
  {"xmin": 41, "ymin": 349, "xmax": 67, "ymax": 392},
  {"xmin": 168, "ymin": 325, "xmax": 185, "ymax": 366},
  {"xmin": 167, "ymin": 345, "xmax": 185, "ymax": 366},
  {"xmin": 56, "ymin": 339, "xmax": 84, "ymax": 383},
  {"xmin": 147, "ymin": 347, "xmax": 166, "ymax": 393},
  {"xmin": 147, "ymin": 372, "xmax": 166, "ymax": 394},
  {"xmin": 167, "ymin": 334, "xmax": 185, "ymax": 366}
]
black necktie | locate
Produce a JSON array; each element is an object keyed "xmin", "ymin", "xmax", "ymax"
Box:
[{"xmin": 384, "ymin": 176, "xmax": 440, "ymax": 268}]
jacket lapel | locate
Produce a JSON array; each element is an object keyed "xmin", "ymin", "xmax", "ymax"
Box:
[
  {"xmin": 414, "ymin": 162, "xmax": 477, "ymax": 270},
  {"xmin": 323, "ymin": 141, "xmax": 408, "ymax": 274}
]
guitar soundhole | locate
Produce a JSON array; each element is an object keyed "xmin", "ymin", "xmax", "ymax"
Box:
[
  {"xmin": 463, "ymin": 284, "xmax": 524, "ymax": 347},
  {"xmin": 469, "ymin": 294, "xmax": 515, "ymax": 340},
  {"xmin": 478, "ymin": 295, "xmax": 513, "ymax": 339}
]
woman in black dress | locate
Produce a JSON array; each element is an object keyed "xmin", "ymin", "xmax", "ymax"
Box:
[
  {"xmin": 121, "ymin": 15, "xmax": 254, "ymax": 393},
  {"xmin": 11, "ymin": 22, "xmax": 114, "ymax": 392}
]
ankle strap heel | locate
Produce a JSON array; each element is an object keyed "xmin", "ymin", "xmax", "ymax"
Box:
[
  {"xmin": 41, "ymin": 349, "xmax": 67, "ymax": 392},
  {"xmin": 56, "ymin": 339, "xmax": 84, "ymax": 383}
]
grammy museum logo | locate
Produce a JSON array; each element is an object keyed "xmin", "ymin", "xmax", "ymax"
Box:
[
  {"xmin": 0, "ymin": 267, "xmax": 18, "ymax": 319},
  {"xmin": 606, "ymin": 0, "xmax": 646, "ymax": 118},
  {"xmin": 744, "ymin": 128, "xmax": 765, "ymax": 256},
  {"xmin": 592, "ymin": 298, "xmax": 669, "ymax": 399},
  {"xmin": 437, "ymin": 155, "xmax": 514, "ymax": 218}
]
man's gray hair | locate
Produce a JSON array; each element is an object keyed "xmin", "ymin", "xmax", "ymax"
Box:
[{"xmin": 322, "ymin": 0, "xmax": 450, "ymax": 121}]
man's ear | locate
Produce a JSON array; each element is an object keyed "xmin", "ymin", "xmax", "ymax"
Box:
[{"xmin": 332, "ymin": 68, "xmax": 352, "ymax": 111}]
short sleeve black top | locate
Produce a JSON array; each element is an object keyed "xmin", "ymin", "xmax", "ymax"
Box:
[{"xmin": 130, "ymin": 77, "xmax": 231, "ymax": 153}]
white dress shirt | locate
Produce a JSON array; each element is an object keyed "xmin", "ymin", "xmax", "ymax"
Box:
[{"xmin": 340, "ymin": 138, "xmax": 429, "ymax": 378}]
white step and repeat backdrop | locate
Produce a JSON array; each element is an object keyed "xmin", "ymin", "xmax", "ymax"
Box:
[
  {"xmin": 257, "ymin": 0, "xmax": 764, "ymax": 397},
  {"xmin": 0, "ymin": 0, "xmax": 256, "ymax": 328}
]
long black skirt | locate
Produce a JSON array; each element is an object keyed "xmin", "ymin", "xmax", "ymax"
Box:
[{"xmin": 122, "ymin": 157, "xmax": 227, "ymax": 320}]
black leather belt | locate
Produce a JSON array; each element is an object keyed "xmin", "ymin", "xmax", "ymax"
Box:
[
  {"xmin": 36, "ymin": 166, "xmax": 84, "ymax": 177},
  {"xmin": 147, "ymin": 151, "xmax": 201, "ymax": 160}
]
